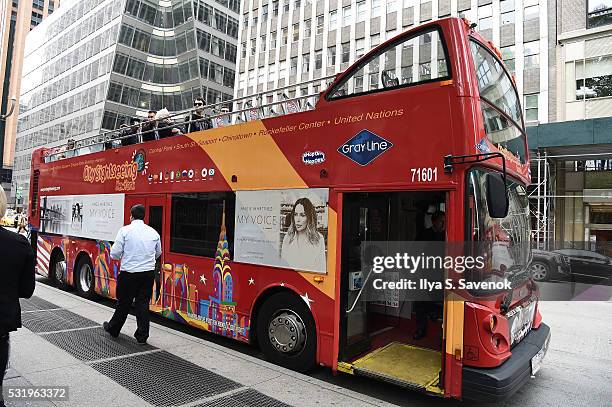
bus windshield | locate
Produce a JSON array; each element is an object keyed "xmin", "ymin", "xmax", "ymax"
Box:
[
  {"xmin": 470, "ymin": 40, "xmax": 527, "ymax": 164},
  {"xmin": 467, "ymin": 169, "xmax": 532, "ymax": 295}
]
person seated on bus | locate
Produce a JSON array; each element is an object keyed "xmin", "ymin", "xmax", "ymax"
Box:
[
  {"xmin": 414, "ymin": 210, "xmax": 445, "ymax": 340},
  {"xmin": 184, "ymin": 97, "xmax": 213, "ymax": 134},
  {"xmin": 141, "ymin": 110, "xmax": 157, "ymax": 142},
  {"xmin": 154, "ymin": 108, "xmax": 183, "ymax": 139},
  {"xmin": 120, "ymin": 119, "xmax": 142, "ymax": 146},
  {"xmin": 58, "ymin": 139, "xmax": 76, "ymax": 159}
]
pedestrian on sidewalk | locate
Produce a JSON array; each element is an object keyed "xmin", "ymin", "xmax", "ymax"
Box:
[
  {"xmin": 104, "ymin": 204, "xmax": 161, "ymax": 344},
  {"xmin": 0, "ymin": 189, "xmax": 35, "ymax": 407}
]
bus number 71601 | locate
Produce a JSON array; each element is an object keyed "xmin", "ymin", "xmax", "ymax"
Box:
[{"xmin": 411, "ymin": 167, "xmax": 438, "ymax": 183}]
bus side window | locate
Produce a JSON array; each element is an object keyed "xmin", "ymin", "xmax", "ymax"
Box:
[{"xmin": 169, "ymin": 192, "xmax": 236, "ymax": 258}]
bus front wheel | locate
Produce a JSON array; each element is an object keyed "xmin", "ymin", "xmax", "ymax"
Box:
[
  {"xmin": 75, "ymin": 257, "xmax": 96, "ymax": 299},
  {"xmin": 256, "ymin": 291, "xmax": 316, "ymax": 373}
]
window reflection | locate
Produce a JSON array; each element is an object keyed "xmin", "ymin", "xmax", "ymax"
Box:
[
  {"xmin": 470, "ymin": 41, "xmax": 521, "ymax": 126},
  {"xmin": 328, "ymin": 28, "xmax": 450, "ymax": 99}
]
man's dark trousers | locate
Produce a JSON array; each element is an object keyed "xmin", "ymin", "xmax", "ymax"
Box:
[{"xmin": 107, "ymin": 271, "xmax": 154, "ymax": 342}]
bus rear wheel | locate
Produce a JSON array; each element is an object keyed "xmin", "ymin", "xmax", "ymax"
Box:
[
  {"xmin": 256, "ymin": 291, "xmax": 316, "ymax": 372},
  {"xmin": 75, "ymin": 257, "xmax": 96, "ymax": 299},
  {"xmin": 49, "ymin": 251, "xmax": 67, "ymax": 289}
]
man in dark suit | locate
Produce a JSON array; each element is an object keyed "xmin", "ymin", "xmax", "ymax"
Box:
[{"xmin": 0, "ymin": 188, "xmax": 35, "ymax": 407}]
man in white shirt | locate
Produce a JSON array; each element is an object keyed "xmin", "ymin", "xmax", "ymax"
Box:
[{"xmin": 103, "ymin": 204, "xmax": 161, "ymax": 344}]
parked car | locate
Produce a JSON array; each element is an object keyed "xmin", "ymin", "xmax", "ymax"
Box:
[
  {"xmin": 554, "ymin": 249, "xmax": 612, "ymax": 282},
  {"xmin": 530, "ymin": 249, "xmax": 571, "ymax": 282}
]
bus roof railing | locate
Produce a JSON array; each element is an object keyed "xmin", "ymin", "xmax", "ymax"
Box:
[{"xmin": 43, "ymin": 74, "xmax": 337, "ymax": 163}]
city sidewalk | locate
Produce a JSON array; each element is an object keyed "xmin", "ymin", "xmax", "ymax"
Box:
[{"xmin": 3, "ymin": 284, "xmax": 396, "ymax": 407}]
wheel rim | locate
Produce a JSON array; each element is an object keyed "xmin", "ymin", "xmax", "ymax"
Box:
[
  {"xmin": 268, "ymin": 309, "xmax": 307, "ymax": 354},
  {"xmin": 55, "ymin": 260, "xmax": 66, "ymax": 282},
  {"xmin": 531, "ymin": 263, "xmax": 548, "ymax": 281},
  {"xmin": 79, "ymin": 263, "xmax": 93, "ymax": 293}
]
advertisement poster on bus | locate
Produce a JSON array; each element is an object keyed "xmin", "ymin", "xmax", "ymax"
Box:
[
  {"xmin": 39, "ymin": 193, "xmax": 125, "ymax": 241},
  {"xmin": 234, "ymin": 188, "xmax": 328, "ymax": 273}
]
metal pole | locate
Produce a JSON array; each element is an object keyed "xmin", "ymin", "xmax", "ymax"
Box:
[
  {"xmin": 536, "ymin": 150, "xmax": 542, "ymax": 248},
  {"xmin": 543, "ymin": 151, "xmax": 548, "ymax": 248}
]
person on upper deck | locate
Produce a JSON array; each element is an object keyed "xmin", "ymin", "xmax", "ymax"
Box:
[
  {"xmin": 141, "ymin": 110, "xmax": 158, "ymax": 142},
  {"xmin": 154, "ymin": 108, "xmax": 182, "ymax": 139},
  {"xmin": 184, "ymin": 97, "xmax": 213, "ymax": 134}
]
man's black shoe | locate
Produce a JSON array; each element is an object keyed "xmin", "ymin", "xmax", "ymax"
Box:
[
  {"xmin": 103, "ymin": 321, "xmax": 119, "ymax": 338},
  {"xmin": 135, "ymin": 338, "xmax": 147, "ymax": 345}
]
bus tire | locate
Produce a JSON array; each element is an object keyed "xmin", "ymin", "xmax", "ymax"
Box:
[
  {"xmin": 256, "ymin": 291, "xmax": 316, "ymax": 373},
  {"xmin": 75, "ymin": 256, "xmax": 96, "ymax": 299},
  {"xmin": 49, "ymin": 250, "xmax": 68, "ymax": 289}
]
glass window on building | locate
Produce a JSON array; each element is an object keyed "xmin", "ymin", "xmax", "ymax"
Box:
[
  {"xmin": 292, "ymin": 23, "xmax": 299, "ymax": 42},
  {"xmin": 316, "ymin": 15, "xmax": 324, "ymax": 35},
  {"xmin": 501, "ymin": 0, "xmax": 515, "ymax": 25},
  {"xmin": 478, "ymin": 4, "xmax": 493, "ymax": 31},
  {"xmin": 524, "ymin": 40, "xmax": 539, "ymax": 68},
  {"xmin": 588, "ymin": 0, "xmax": 612, "ymax": 28},
  {"xmin": 387, "ymin": 0, "xmax": 398, "ymax": 13},
  {"xmin": 315, "ymin": 50, "xmax": 323, "ymax": 69},
  {"xmin": 304, "ymin": 19, "xmax": 311, "ymax": 38},
  {"xmin": 302, "ymin": 53, "xmax": 310, "ymax": 72},
  {"xmin": 290, "ymin": 56, "xmax": 298, "ymax": 75},
  {"xmin": 329, "ymin": 10, "xmax": 337, "ymax": 30},
  {"xmin": 524, "ymin": 4, "xmax": 539, "ymax": 21},
  {"xmin": 524, "ymin": 94, "xmax": 538, "ymax": 122},
  {"xmin": 501, "ymin": 45, "xmax": 515, "ymax": 74},
  {"xmin": 568, "ymin": 55, "xmax": 612, "ymax": 100},
  {"xmin": 357, "ymin": 0, "xmax": 366, "ymax": 21},
  {"xmin": 341, "ymin": 42, "xmax": 350, "ymax": 64},
  {"xmin": 262, "ymin": 4, "xmax": 268, "ymax": 20},
  {"xmin": 355, "ymin": 38, "xmax": 365, "ymax": 59},
  {"xmin": 372, "ymin": 0, "xmax": 382, "ymax": 17},
  {"xmin": 270, "ymin": 32, "xmax": 277, "ymax": 49},
  {"xmin": 328, "ymin": 45, "xmax": 337, "ymax": 66},
  {"xmin": 342, "ymin": 5, "xmax": 352, "ymax": 26}
]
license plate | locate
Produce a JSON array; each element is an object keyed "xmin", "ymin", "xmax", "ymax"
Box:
[{"xmin": 530, "ymin": 332, "xmax": 551, "ymax": 375}]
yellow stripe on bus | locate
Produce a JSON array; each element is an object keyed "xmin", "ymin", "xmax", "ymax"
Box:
[{"xmin": 187, "ymin": 122, "xmax": 307, "ymax": 190}]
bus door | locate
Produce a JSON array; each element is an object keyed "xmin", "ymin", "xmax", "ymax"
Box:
[
  {"xmin": 124, "ymin": 195, "xmax": 166, "ymax": 305},
  {"xmin": 339, "ymin": 191, "xmax": 445, "ymax": 394}
]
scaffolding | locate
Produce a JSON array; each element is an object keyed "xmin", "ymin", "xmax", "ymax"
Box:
[{"xmin": 529, "ymin": 150, "xmax": 555, "ymax": 250}]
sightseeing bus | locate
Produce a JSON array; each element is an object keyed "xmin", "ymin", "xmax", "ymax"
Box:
[{"xmin": 28, "ymin": 18, "xmax": 550, "ymax": 400}]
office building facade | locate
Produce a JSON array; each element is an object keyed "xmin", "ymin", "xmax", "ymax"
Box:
[
  {"xmin": 235, "ymin": 0, "xmax": 552, "ymax": 127},
  {"xmin": 11, "ymin": 0, "xmax": 239, "ymax": 208},
  {"xmin": 0, "ymin": 0, "xmax": 58, "ymax": 200}
]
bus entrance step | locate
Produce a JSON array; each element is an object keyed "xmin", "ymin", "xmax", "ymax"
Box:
[
  {"xmin": 91, "ymin": 350, "xmax": 242, "ymax": 406},
  {"xmin": 352, "ymin": 342, "xmax": 442, "ymax": 393}
]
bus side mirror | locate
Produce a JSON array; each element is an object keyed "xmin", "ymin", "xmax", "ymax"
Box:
[{"xmin": 486, "ymin": 173, "xmax": 508, "ymax": 218}]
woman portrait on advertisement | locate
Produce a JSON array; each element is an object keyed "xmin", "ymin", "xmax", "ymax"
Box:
[{"xmin": 280, "ymin": 197, "xmax": 326, "ymax": 272}]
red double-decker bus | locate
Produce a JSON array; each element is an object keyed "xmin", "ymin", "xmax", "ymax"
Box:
[{"xmin": 28, "ymin": 18, "xmax": 550, "ymax": 400}]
